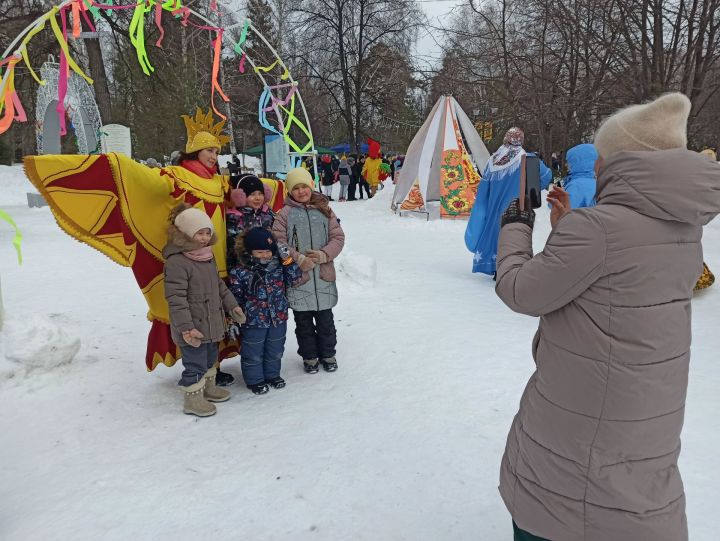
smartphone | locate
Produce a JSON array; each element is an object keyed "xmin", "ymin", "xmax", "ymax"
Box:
[{"xmin": 525, "ymin": 155, "xmax": 542, "ymax": 209}]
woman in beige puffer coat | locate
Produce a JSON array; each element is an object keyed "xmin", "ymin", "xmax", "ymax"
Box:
[{"xmin": 495, "ymin": 93, "xmax": 720, "ymax": 541}]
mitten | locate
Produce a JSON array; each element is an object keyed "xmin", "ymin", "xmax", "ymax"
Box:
[
  {"xmin": 182, "ymin": 328, "xmax": 204, "ymax": 348},
  {"xmin": 296, "ymin": 253, "xmax": 316, "ymax": 272},
  {"xmin": 231, "ymin": 307, "xmax": 246, "ymax": 325},
  {"xmin": 501, "ymin": 198, "xmax": 535, "ymax": 229},
  {"xmin": 306, "ymin": 249, "xmax": 328, "ymax": 264},
  {"xmin": 277, "ymin": 243, "xmax": 293, "ymax": 266}
]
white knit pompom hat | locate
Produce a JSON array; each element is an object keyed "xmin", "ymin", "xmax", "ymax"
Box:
[
  {"xmin": 174, "ymin": 207, "xmax": 214, "ymax": 237},
  {"xmin": 594, "ymin": 93, "xmax": 691, "ymax": 159}
]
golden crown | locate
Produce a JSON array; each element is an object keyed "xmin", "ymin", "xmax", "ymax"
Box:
[{"xmin": 181, "ymin": 107, "xmax": 231, "ymax": 151}]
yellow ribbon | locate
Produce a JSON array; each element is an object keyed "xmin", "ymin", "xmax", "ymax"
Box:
[
  {"xmin": 49, "ymin": 8, "xmax": 93, "ymax": 84},
  {"xmin": 254, "ymin": 59, "xmax": 279, "ymax": 74},
  {"xmin": 19, "ymin": 18, "xmax": 49, "ymax": 86},
  {"xmin": 0, "ymin": 209, "xmax": 23, "ymax": 265}
]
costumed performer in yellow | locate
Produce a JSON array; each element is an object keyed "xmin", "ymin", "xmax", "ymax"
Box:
[
  {"xmin": 23, "ymin": 108, "xmax": 243, "ymax": 377},
  {"xmin": 361, "ymin": 139, "xmax": 383, "ymax": 197}
]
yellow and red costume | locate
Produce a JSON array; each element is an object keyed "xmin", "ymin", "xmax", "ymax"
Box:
[
  {"xmin": 24, "ymin": 152, "xmax": 234, "ymax": 370},
  {"xmin": 21, "ymin": 109, "xmax": 285, "ymax": 371}
]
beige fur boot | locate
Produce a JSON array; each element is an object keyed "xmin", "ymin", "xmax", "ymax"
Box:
[
  {"xmin": 183, "ymin": 379, "xmax": 217, "ymax": 417},
  {"xmin": 204, "ymin": 365, "xmax": 231, "ymax": 403}
]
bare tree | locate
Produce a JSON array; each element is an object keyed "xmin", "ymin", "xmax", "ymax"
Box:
[{"xmin": 289, "ymin": 0, "xmax": 423, "ymax": 152}]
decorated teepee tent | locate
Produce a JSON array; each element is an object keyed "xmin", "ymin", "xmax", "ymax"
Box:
[{"xmin": 392, "ymin": 96, "xmax": 491, "ymax": 218}]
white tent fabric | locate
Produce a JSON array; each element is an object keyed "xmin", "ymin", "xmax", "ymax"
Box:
[
  {"xmin": 391, "ymin": 99, "xmax": 441, "ymax": 209},
  {"xmin": 392, "ymin": 96, "xmax": 490, "ymax": 210}
]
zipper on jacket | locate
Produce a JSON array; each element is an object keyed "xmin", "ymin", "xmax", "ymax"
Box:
[{"xmin": 305, "ymin": 207, "xmax": 320, "ymax": 310}]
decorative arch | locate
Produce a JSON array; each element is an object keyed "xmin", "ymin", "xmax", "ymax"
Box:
[
  {"xmin": 35, "ymin": 59, "xmax": 103, "ymax": 154},
  {"xmin": 0, "ymin": 0, "xmax": 317, "ymax": 175}
]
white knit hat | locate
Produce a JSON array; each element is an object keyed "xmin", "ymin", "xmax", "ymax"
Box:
[
  {"xmin": 594, "ymin": 93, "xmax": 691, "ymax": 159},
  {"xmin": 174, "ymin": 208, "xmax": 214, "ymax": 237},
  {"xmin": 285, "ymin": 167, "xmax": 315, "ymax": 194}
]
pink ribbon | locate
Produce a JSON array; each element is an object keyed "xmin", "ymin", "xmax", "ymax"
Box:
[
  {"xmin": 56, "ymin": 7, "xmax": 70, "ymax": 136},
  {"xmin": 154, "ymin": 2, "xmax": 165, "ymax": 47},
  {"xmin": 261, "ymin": 85, "xmax": 297, "ymax": 112},
  {"xmin": 11, "ymin": 90, "xmax": 27, "ymax": 122}
]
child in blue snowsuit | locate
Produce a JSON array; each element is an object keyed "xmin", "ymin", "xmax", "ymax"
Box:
[
  {"xmin": 561, "ymin": 144, "xmax": 598, "ymax": 208},
  {"xmin": 228, "ymin": 227, "xmax": 303, "ymax": 394}
]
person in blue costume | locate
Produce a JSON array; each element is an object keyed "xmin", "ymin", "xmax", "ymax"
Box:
[
  {"xmin": 465, "ymin": 127, "xmax": 552, "ymax": 277},
  {"xmin": 561, "ymin": 143, "xmax": 598, "ymax": 208}
]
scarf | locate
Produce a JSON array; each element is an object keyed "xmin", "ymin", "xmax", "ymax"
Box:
[
  {"xmin": 180, "ymin": 159, "xmax": 216, "ymax": 179},
  {"xmin": 183, "ymin": 246, "xmax": 214, "ymax": 261},
  {"xmin": 489, "ymin": 144, "xmax": 526, "ymax": 172}
]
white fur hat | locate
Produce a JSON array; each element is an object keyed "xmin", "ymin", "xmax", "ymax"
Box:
[
  {"xmin": 594, "ymin": 93, "xmax": 691, "ymax": 159},
  {"xmin": 174, "ymin": 207, "xmax": 214, "ymax": 237}
]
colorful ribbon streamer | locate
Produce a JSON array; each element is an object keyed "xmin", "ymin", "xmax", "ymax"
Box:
[
  {"xmin": 0, "ymin": 56, "xmax": 28, "ymax": 135},
  {"xmin": 48, "ymin": 7, "xmax": 94, "ymax": 84},
  {"xmin": 129, "ymin": 1, "xmax": 153, "ymax": 75},
  {"xmin": 0, "ymin": 209, "xmax": 23, "ymax": 265},
  {"xmin": 254, "ymin": 59, "xmax": 279, "ymax": 74},
  {"xmin": 1, "ymin": 0, "xmax": 316, "ymax": 154},
  {"xmin": 234, "ymin": 19, "xmax": 249, "ymax": 54},
  {"xmin": 19, "ymin": 19, "xmax": 49, "ymax": 86},
  {"xmin": 154, "ymin": 2, "xmax": 165, "ymax": 47},
  {"xmin": 258, "ymin": 87, "xmax": 281, "ymax": 135},
  {"xmin": 210, "ymin": 31, "xmax": 229, "ymax": 120}
]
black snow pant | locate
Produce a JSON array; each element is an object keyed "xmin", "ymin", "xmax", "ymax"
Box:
[
  {"xmin": 293, "ymin": 309, "xmax": 337, "ymax": 361},
  {"xmin": 348, "ymin": 179, "xmax": 358, "ymax": 200},
  {"xmin": 513, "ymin": 522, "xmax": 550, "ymax": 541},
  {"xmin": 359, "ymin": 179, "xmax": 371, "ymax": 199}
]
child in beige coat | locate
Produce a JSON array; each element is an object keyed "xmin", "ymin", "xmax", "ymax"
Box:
[{"xmin": 163, "ymin": 203, "xmax": 246, "ymax": 416}]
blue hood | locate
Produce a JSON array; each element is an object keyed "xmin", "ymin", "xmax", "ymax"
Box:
[{"xmin": 566, "ymin": 144, "xmax": 598, "ymax": 178}]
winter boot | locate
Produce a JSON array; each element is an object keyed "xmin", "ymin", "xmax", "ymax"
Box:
[
  {"xmin": 248, "ymin": 382, "xmax": 269, "ymax": 395},
  {"xmin": 320, "ymin": 357, "xmax": 338, "ymax": 372},
  {"xmin": 204, "ymin": 366, "xmax": 231, "ymax": 403},
  {"xmin": 266, "ymin": 376, "xmax": 286, "ymax": 389},
  {"xmin": 182, "ymin": 380, "xmax": 216, "ymax": 417},
  {"xmin": 215, "ymin": 367, "xmax": 235, "ymax": 387},
  {"xmin": 303, "ymin": 359, "xmax": 320, "ymax": 374}
]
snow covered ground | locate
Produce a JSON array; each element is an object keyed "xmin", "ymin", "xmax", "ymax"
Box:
[{"xmin": 1, "ymin": 164, "xmax": 718, "ymax": 540}]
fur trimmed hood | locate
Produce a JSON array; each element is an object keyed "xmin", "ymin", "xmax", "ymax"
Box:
[
  {"xmin": 284, "ymin": 191, "xmax": 332, "ymax": 218},
  {"xmin": 163, "ymin": 202, "xmax": 218, "ymax": 258}
]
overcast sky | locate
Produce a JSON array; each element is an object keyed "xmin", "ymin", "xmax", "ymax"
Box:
[{"xmin": 413, "ymin": 0, "xmax": 466, "ymax": 70}]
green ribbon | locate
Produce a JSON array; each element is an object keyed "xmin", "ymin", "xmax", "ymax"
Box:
[
  {"xmin": 0, "ymin": 209, "xmax": 22, "ymax": 264},
  {"xmin": 234, "ymin": 19, "xmax": 249, "ymax": 55}
]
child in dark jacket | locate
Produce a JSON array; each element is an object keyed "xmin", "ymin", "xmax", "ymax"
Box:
[
  {"xmin": 163, "ymin": 203, "xmax": 246, "ymax": 417},
  {"xmin": 226, "ymin": 174, "xmax": 276, "ymax": 269},
  {"xmin": 218, "ymin": 174, "xmax": 276, "ymax": 387},
  {"xmin": 227, "ymin": 227, "xmax": 303, "ymax": 394}
]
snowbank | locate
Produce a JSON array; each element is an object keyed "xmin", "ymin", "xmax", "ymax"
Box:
[
  {"xmin": 0, "ymin": 164, "xmax": 37, "ymax": 207},
  {"xmin": 0, "ymin": 313, "xmax": 81, "ymax": 382}
]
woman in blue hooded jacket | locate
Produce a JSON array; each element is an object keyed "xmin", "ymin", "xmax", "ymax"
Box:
[{"xmin": 561, "ymin": 143, "xmax": 598, "ymax": 208}]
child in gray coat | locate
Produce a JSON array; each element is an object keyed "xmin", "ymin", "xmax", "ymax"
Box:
[
  {"xmin": 272, "ymin": 168, "xmax": 346, "ymax": 374},
  {"xmin": 163, "ymin": 203, "xmax": 246, "ymax": 417}
]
